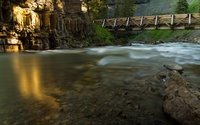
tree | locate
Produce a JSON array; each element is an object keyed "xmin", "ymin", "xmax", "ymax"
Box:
[
  {"xmin": 175, "ymin": 0, "xmax": 189, "ymax": 14},
  {"xmin": 83, "ymin": 0, "xmax": 108, "ymax": 20},
  {"xmin": 114, "ymin": 0, "xmax": 121, "ymax": 18},
  {"xmin": 96, "ymin": 0, "xmax": 108, "ymax": 19},
  {"xmin": 120, "ymin": 0, "xmax": 136, "ymax": 17}
]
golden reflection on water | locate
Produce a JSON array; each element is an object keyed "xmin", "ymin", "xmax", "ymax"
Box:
[{"xmin": 12, "ymin": 55, "xmax": 43, "ymax": 99}]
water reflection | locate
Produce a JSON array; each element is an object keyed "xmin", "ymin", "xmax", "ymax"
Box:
[{"xmin": 12, "ymin": 55, "xmax": 43, "ymax": 99}]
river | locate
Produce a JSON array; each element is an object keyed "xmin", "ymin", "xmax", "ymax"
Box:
[{"xmin": 0, "ymin": 42, "xmax": 199, "ymax": 125}]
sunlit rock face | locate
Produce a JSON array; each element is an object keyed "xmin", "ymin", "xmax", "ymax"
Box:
[{"xmin": 0, "ymin": 0, "xmax": 84, "ymax": 51}]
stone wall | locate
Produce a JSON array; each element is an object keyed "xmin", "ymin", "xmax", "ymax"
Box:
[{"xmin": 0, "ymin": 0, "xmax": 86, "ymax": 51}]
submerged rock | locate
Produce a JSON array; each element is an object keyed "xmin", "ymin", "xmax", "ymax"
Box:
[{"xmin": 163, "ymin": 71, "xmax": 200, "ymax": 125}]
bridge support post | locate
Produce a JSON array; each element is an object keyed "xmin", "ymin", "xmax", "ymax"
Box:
[
  {"xmin": 113, "ymin": 18, "xmax": 117, "ymax": 27},
  {"xmin": 102, "ymin": 19, "xmax": 106, "ymax": 28},
  {"xmin": 171, "ymin": 15, "xmax": 174, "ymax": 26},
  {"xmin": 155, "ymin": 15, "xmax": 158, "ymax": 26},
  {"xmin": 140, "ymin": 16, "xmax": 144, "ymax": 27},
  {"xmin": 126, "ymin": 17, "xmax": 130, "ymax": 27},
  {"xmin": 189, "ymin": 14, "xmax": 192, "ymax": 25}
]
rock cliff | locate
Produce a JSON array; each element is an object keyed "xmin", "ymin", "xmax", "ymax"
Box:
[{"xmin": 0, "ymin": 0, "xmax": 89, "ymax": 51}]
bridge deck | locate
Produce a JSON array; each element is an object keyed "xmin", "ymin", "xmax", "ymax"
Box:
[{"xmin": 94, "ymin": 13, "xmax": 200, "ymax": 31}]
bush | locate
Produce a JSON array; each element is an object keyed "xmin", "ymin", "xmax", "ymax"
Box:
[
  {"xmin": 92, "ymin": 24, "xmax": 115, "ymax": 44},
  {"xmin": 175, "ymin": 0, "xmax": 189, "ymax": 14}
]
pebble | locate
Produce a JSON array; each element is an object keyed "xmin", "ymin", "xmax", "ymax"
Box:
[
  {"xmin": 149, "ymin": 87, "xmax": 156, "ymax": 92},
  {"xmin": 126, "ymin": 100, "xmax": 132, "ymax": 104},
  {"xmin": 158, "ymin": 72, "xmax": 166, "ymax": 78},
  {"xmin": 3, "ymin": 121, "xmax": 8, "ymax": 125},
  {"xmin": 49, "ymin": 120, "xmax": 54, "ymax": 123},
  {"xmin": 68, "ymin": 104, "xmax": 74, "ymax": 107},
  {"xmin": 134, "ymin": 105, "xmax": 139, "ymax": 109},
  {"xmin": 118, "ymin": 112, "xmax": 126, "ymax": 119},
  {"xmin": 55, "ymin": 99, "xmax": 62, "ymax": 102},
  {"xmin": 139, "ymin": 80, "xmax": 146, "ymax": 85},
  {"xmin": 45, "ymin": 116, "xmax": 51, "ymax": 120}
]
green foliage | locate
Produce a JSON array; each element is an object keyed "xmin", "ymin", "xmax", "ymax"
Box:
[
  {"xmin": 120, "ymin": 0, "xmax": 136, "ymax": 17},
  {"xmin": 188, "ymin": 0, "xmax": 200, "ymax": 13},
  {"xmin": 93, "ymin": 24, "xmax": 115, "ymax": 44},
  {"xmin": 86, "ymin": 38, "xmax": 93, "ymax": 43},
  {"xmin": 120, "ymin": 38, "xmax": 127, "ymax": 43},
  {"xmin": 114, "ymin": 0, "xmax": 121, "ymax": 17},
  {"xmin": 175, "ymin": 0, "xmax": 189, "ymax": 14},
  {"xmin": 83, "ymin": 0, "xmax": 108, "ymax": 20},
  {"xmin": 113, "ymin": 0, "xmax": 136, "ymax": 17},
  {"xmin": 133, "ymin": 30, "xmax": 191, "ymax": 42}
]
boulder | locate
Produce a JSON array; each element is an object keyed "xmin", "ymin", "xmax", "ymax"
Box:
[
  {"xmin": 163, "ymin": 71, "xmax": 200, "ymax": 125},
  {"xmin": 164, "ymin": 64, "xmax": 183, "ymax": 74}
]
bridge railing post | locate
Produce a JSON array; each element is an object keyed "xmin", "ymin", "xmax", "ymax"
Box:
[
  {"xmin": 155, "ymin": 15, "xmax": 158, "ymax": 26},
  {"xmin": 126, "ymin": 17, "xmax": 130, "ymax": 27},
  {"xmin": 140, "ymin": 16, "xmax": 144, "ymax": 26},
  {"xmin": 102, "ymin": 19, "xmax": 106, "ymax": 28},
  {"xmin": 113, "ymin": 18, "xmax": 117, "ymax": 28},
  {"xmin": 171, "ymin": 15, "xmax": 174, "ymax": 26},
  {"xmin": 188, "ymin": 14, "xmax": 192, "ymax": 25}
]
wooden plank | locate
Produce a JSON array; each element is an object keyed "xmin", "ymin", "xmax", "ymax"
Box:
[
  {"xmin": 130, "ymin": 16, "xmax": 141, "ymax": 20},
  {"xmin": 143, "ymin": 15, "xmax": 155, "ymax": 19},
  {"xmin": 174, "ymin": 14, "xmax": 188, "ymax": 18},
  {"xmin": 131, "ymin": 28, "xmax": 142, "ymax": 30},
  {"xmin": 143, "ymin": 27, "xmax": 157, "ymax": 30},
  {"xmin": 173, "ymin": 27, "xmax": 185, "ymax": 30},
  {"xmin": 194, "ymin": 26, "xmax": 200, "ymax": 30},
  {"xmin": 159, "ymin": 15, "xmax": 173, "ymax": 19},
  {"xmin": 158, "ymin": 27, "xmax": 172, "ymax": 30}
]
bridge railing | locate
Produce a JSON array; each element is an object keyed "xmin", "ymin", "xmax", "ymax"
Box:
[{"xmin": 94, "ymin": 13, "xmax": 200, "ymax": 31}]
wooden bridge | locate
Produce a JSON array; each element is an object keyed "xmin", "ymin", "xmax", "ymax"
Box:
[{"xmin": 93, "ymin": 13, "xmax": 200, "ymax": 31}]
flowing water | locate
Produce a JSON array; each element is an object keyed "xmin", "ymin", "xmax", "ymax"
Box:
[{"xmin": 0, "ymin": 42, "xmax": 200, "ymax": 125}]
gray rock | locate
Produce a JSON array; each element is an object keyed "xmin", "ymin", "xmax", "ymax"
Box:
[
  {"xmin": 164, "ymin": 64, "xmax": 183, "ymax": 73},
  {"xmin": 163, "ymin": 71, "xmax": 200, "ymax": 125},
  {"xmin": 158, "ymin": 72, "xmax": 166, "ymax": 79}
]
